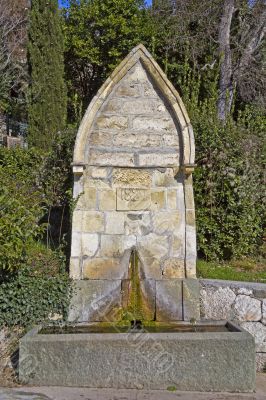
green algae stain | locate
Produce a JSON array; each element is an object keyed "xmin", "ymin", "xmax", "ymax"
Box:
[{"xmin": 122, "ymin": 249, "xmax": 153, "ymax": 323}]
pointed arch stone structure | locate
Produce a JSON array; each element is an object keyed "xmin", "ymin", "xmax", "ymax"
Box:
[{"xmin": 69, "ymin": 44, "xmax": 198, "ymax": 322}]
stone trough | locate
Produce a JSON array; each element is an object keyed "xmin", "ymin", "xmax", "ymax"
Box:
[{"xmin": 19, "ymin": 321, "xmax": 255, "ymax": 392}]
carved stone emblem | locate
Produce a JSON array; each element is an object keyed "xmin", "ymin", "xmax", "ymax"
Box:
[{"xmin": 117, "ymin": 188, "xmax": 151, "ymax": 211}]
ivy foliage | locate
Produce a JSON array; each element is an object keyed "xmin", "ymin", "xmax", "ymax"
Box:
[
  {"xmin": 0, "ymin": 127, "xmax": 76, "ymax": 273},
  {"xmin": 0, "ymin": 267, "xmax": 71, "ymax": 327},
  {"xmin": 0, "ymin": 148, "xmax": 45, "ymax": 272},
  {"xmin": 0, "ymin": 140, "xmax": 74, "ymax": 327}
]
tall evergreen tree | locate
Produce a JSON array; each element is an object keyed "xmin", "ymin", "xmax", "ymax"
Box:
[{"xmin": 28, "ymin": 0, "xmax": 67, "ymax": 149}]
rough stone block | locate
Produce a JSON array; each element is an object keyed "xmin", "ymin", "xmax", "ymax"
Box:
[
  {"xmin": 90, "ymin": 131, "xmax": 112, "ymax": 146},
  {"xmin": 113, "ymin": 168, "xmax": 151, "ymax": 188},
  {"xmin": 83, "ymin": 258, "xmax": 125, "ymax": 280},
  {"xmin": 117, "ymin": 188, "xmax": 151, "ymax": 211},
  {"xmin": 156, "ymin": 280, "xmax": 183, "ymax": 321},
  {"xmin": 184, "ymin": 185, "xmax": 195, "ymax": 209},
  {"xmin": 90, "ymin": 151, "xmax": 135, "ymax": 167},
  {"xmin": 124, "ymin": 212, "xmax": 151, "ymax": 236},
  {"xmin": 185, "ymin": 226, "xmax": 197, "ymax": 258},
  {"xmin": 82, "ymin": 211, "xmax": 104, "ymax": 233},
  {"xmin": 162, "ymin": 258, "xmax": 185, "ymax": 279},
  {"xmin": 124, "ymin": 235, "xmax": 137, "ymax": 250},
  {"xmin": 72, "ymin": 210, "xmax": 83, "ymax": 231},
  {"xmin": 139, "ymin": 153, "xmax": 179, "ymax": 168},
  {"xmin": 112, "ymin": 132, "xmax": 136, "ymax": 147},
  {"xmin": 171, "ymin": 234, "xmax": 185, "ymax": 258},
  {"xmin": 176, "ymin": 185, "xmax": 185, "ymax": 211},
  {"xmin": 139, "ymin": 257, "xmax": 162, "ymax": 280},
  {"xmin": 84, "ymin": 177, "xmax": 110, "ymax": 189},
  {"xmin": 91, "ymin": 167, "xmax": 109, "ymax": 179},
  {"xmin": 201, "ymin": 287, "xmax": 236, "ymax": 320},
  {"xmin": 73, "ymin": 175, "xmax": 83, "ymax": 199},
  {"xmin": 109, "ymin": 132, "xmax": 163, "ymax": 149},
  {"xmin": 137, "ymin": 233, "xmax": 169, "ymax": 264},
  {"xmin": 150, "ymin": 189, "xmax": 165, "ymax": 210},
  {"xmin": 98, "ymin": 189, "xmax": 116, "ymax": 211},
  {"xmin": 162, "ymin": 133, "xmax": 179, "ymax": 148},
  {"xmin": 77, "ymin": 187, "xmax": 97, "ymax": 210},
  {"xmin": 240, "ymin": 322, "xmax": 266, "ymax": 345},
  {"xmin": 95, "ymin": 115, "xmax": 128, "ymax": 130},
  {"xmin": 237, "ymin": 287, "xmax": 253, "ymax": 295},
  {"xmin": 114, "ymin": 83, "xmax": 140, "ymax": 97},
  {"xmin": 70, "ymin": 232, "xmax": 81, "ymax": 257},
  {"xmin": 104, "ymin": 98, "xmax": 166, "ymax": 115},
  {"xmin": 69, "ymin": 258, "xmax": 81, "ymax": 280},
  {"xmin": 127, "ymin": 62, "xmax": 149, "ymax": 83},
  {"xmin": 82, "ymin": 233, "xmax": 99, "ymax": 257},
  {"xmin": 143, "ymin": 80, "xmax": 157, "ymax": 97},
  {"xmin": 152, "ymin": 168, "xmax": 177, "ymax": 187},
  {"xmin": 234, "ymin": 295, "xmax": 262, "ymax": 322},
  {"xmin": 133, "ymin": 99, "xmax": 166, "ymax": 114},
  {"xmin": 185, "ymin": 258, "xmax": 197, "ymax": 278},
  {"xmin": 105, "ymin": 212, "xmax": 125, "ymax": 234},
  {"xmin": 68, "ymin": 280, "xmax": 122, "ymax": 322},
  {"xmin": 186, "ymin": 209, "xmax": 196, "ymax": 226},
  {"xmin": 256, "ymin": 353, "xmax": 266, "ymax": 372},
  {"xmin": 183, "ymin": 279, "xmax": 200, "ymax": 321},
  {"xmin": 132, "ymin": 117, "xmax": 176, "ymax": 132},
  {"xmin": 153, "ymin": 211, "xmax": 180, "ymax": 234},
  {"xmin": 167, "ymin": 189, "xmax": 177, "ymax": 209},
  {"xmin": 100, "ymin": 235, "xmax": 124, "ymax": 258}
]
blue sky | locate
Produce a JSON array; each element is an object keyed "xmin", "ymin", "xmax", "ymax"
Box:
[{"xmin": 58, "ymin": 0, "xmax": 152, "ymax": 7}]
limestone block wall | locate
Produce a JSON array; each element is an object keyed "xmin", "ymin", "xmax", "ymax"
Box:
[
  {"xmin": 200, "ymin": 279, "xmax": 266, "ymax": 372},
  {"xmin": 71, "ymin": 58, "xmax": 196, "ymax": 281},
  {"xmin": 69, "ymin": 45, "xmax": 197, "ymax": 322},
  {"xmin": 87, "ymin": 61, "xmax": 181, "ymax": 168},
  {"xmin": 71, "ymin": 166, "xmax": 192, "ymax": 279}
]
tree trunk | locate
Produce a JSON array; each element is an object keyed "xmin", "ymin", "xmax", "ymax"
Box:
[{"xmin": 217, "ymin": 0, "xmax": 235, "ymax": 122}]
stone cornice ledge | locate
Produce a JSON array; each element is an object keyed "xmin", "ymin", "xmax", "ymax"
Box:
[
  {"xmin": 72, "ymin": 162, "xmax": 86, "ymax": 175},
  {"xmin": 182, "ymin": 164, "xmax": 197, "ymax": 175}
]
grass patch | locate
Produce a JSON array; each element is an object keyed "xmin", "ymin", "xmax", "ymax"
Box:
[
  {"xmin": 197, "ymin": 258, "xmax": 266, "ymax": 283},
  {"xmin": 167, "ymin": 386, "xmax": 177, "ymax": 392}
]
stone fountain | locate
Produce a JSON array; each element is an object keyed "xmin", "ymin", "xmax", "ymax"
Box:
[{"xmin": 19, "ymin": 45, "xmax": 255, "ymax": 392}]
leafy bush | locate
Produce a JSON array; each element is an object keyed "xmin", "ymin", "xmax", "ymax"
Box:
[
  {"xmin": 0, "ymin": 142, "xmax": 74, "ymax": 327},
  {"xmin": 176, "ymin": 66, "xmax": 265, "ymax": 261},
  {"xmin": 193, "ymin": 106, "xmax": 264, "ymax": 260},
  {"xmin": 0, "ymin": 147, "xmax": 45, "ymax": 272},
  {"xmin": 0, "ymin": 128, "xmax": 76, "ymax": 272},
  {"xmin": 0, "ymin": 267, "xmax": 71, "ymax": 327}
]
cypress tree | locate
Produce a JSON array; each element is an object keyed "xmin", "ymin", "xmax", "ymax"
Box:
[{"xmin": 28, "ymin": 0, "xmax": 67, "ymax": 149}]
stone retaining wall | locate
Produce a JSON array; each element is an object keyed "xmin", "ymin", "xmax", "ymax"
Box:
[{"xmin": 200, "ymin": 279, "xmax": 266, "ymax": 372}]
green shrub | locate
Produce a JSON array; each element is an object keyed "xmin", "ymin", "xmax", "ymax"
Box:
[
  {"xmin": 0, "ymin": 128, "xmax": 76, "ymax": 272},
  {"xmin": 25, "ymin": 241, "xmax": 67, "ymax": 277},
  {"xmin": 176, "ymin": 66, "xmax": 265, "ymax": 261},
  {"xmin": 0, "ymin": 267, "xmax": 71, "ymax": 327},
  {"xmin": 0, "ymin": 147, "xmax": 45, "ymax": 272},
  {"xmin": 192, "ymin": 106, "xmax": 265, "ymax": 260}
]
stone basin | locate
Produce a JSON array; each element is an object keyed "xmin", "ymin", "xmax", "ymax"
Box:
[{"xmin": 19, "ymin": 321, "xmax": 255, "ymax": 392}]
